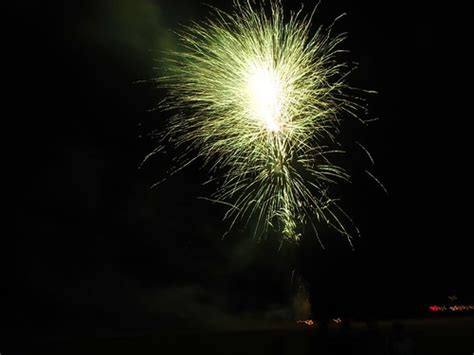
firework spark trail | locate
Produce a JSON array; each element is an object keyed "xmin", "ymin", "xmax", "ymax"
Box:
[{"xmin": 153, "ymin": 0, "xmax": 369, "ymax": 242}]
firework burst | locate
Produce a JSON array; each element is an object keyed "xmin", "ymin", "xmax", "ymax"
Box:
[{"xmin": 152, "ymin": 0, "xmax": 368, "ymax": 243}]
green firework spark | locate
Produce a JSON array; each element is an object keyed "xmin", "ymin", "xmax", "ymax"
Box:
[{"xmin": 153, "ymin": 0, "xmax": 368, "ymax": 243}]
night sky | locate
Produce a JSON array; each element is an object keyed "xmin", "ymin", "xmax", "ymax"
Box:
[{"xmin": 7, "ymin": 0, "xmax": 473, "ymax": 338}]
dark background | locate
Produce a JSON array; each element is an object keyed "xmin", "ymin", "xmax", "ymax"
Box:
[{"xmin": 7, "ymin": 0, "xmax": 473, "ymax": 339}]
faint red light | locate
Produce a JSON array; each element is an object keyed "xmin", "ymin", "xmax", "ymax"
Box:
[{"xmin": 429, "ymin": 304, "xmax": 473, "ymax": 312}]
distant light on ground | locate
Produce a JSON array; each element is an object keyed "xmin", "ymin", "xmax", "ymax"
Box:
[{"xmin": 429, "ymin": 304, "xmax": 474, "ymax": 312}]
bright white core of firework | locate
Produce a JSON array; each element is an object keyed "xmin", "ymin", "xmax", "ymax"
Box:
[{"xmin": 246, "ymin": 62, "xmax": 285, "ymax": 133}]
